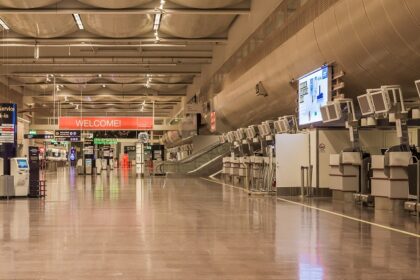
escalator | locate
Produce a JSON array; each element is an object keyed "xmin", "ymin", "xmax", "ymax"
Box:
[{"xmin": 157, "ymin": 142, "xmax": 231, "ymax": 177}]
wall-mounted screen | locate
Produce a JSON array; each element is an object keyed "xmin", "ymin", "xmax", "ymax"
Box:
[
  {"xmin": 17, "ymin": 159, "xmax": 28, "ymax": 169},
  {"xmin": 298, "ymin": 66, "xmax": 331, "ymax": 126}
]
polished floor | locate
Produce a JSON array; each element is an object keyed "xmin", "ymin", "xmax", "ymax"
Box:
[{"xmin": 0, "ymin": 168, "xmax": 419, "ymax": 279}]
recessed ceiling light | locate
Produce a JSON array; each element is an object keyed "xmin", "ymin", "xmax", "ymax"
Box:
[
  {"xmin": 153, "ymin": 13, "xmax": 162, "ymax": 31},
  {"xmin": 0, "ymin": 18, "xmax": 9, "ymax": 30},
  {"xmin": 72, "ymin": 14, "xmax": 84, "ymax": 30},
  {"xmin": 102, "ymin": 84, "xmax": 106, "ymax": 88}
]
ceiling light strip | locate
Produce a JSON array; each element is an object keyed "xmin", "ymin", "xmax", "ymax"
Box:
[
  {"xmin": 72, "ymin": 14, "xmax": 84, "ymax": 30},
  {"xmin": 0, "ymin": 18, "xmax": 9, "ymax": 30}
]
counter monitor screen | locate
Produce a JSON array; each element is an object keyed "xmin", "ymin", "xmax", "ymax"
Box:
[
  {"xmin": 415, "ymin": 80, "xmax": 420, "ymax": 98},
  {"xmin": 357, "ymin": 94, "xmax": 374, "ymax": 116},
  {"xmin": 320, "ymin": 106, "xmax": 329, "ymax": 122},
  {"xmin": 370, "ymin": 91, "xmax": 390, "ymax": 113},
  {"xmin": 298, "ymin": 66, "xmax": 331, "ymax": 126},
  {"xmin": 17, "ymin": 159, "xmax": 28, "ymax": 169}
]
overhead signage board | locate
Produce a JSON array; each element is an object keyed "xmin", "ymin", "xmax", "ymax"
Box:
[
  {"xmin": 55, "ymin": 130, "xmax": 81, "ymax": 137},
  {"xmin": 59, "ymin": 117, "xmax": 154, "ymax": 130},
  {"xmin": 24, "ymin": 134, "xmax": 54, "ymax": 140},
  {"xmin": 0, "ymin": 103, "xmax": 17, "ymax": 144},
  {"xmin": 185, "ymin": 103, "xmax": 202, "ymax": 114},
  {"xmin": 298, "ymin": 66, "xmax": 331, "ymax": 126},
  {"xmin": 55, "ymin": 136, "xmax": 81, "ymax": 142}
]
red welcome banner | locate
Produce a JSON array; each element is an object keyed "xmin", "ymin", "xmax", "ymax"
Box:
[{"xmin": 59, "ymin": 117, "xmax": 153, "ymax": 130}]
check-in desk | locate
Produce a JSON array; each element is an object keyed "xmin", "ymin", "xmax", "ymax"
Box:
[
  {"xmin": 371, "ymin": 152, "xmax": 411, "ymax": 199},
  {"xmin": 329, "ymin": 152, "xmax": 361, "ymax": 193},
  {"xmin": 238, "ymin": 157, "xmax": 251, "ymax": 189},
  {"xmin": 371, "ymin": 152, "xmax": 411, "ymax": 210},
  {"xmin": 229, "ymin": 158, "xmax": 240, "ymax": 178}
]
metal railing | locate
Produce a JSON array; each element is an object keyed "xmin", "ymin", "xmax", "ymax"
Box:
[{"xmin": 157, "ymin": 142, "xmax": 231, "ymax": 175}]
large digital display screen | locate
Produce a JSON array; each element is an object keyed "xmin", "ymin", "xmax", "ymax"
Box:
[
  {"xmin": 17, "ymin": 159, "xmax": 28, "ymax": 169},
  {"xmin": 298, "ymin": 66, "xmax": 330, "ymax": 126}
]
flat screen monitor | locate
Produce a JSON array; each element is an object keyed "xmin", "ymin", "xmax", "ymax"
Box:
[
  {"xmin": 415, "ymin": 80, "xmax": 420, "ymax": 98},
  {"xmin": 357, "ymin": 94, "xmax": 374, "ymax": 116},
  {"xmin": 320, "ymin": 106, "xmax": 329, "ymax": 122},
  {"xmin": 17, "ymin": 159, "xmax": 28, "ymax": 169},
  {"xmin": 279, "ymin": 119, "xmax": 288, "ymax": 132},
  {"xmin": 298, "ymin": 66, "xmax": 331, "ymax": 126},
  {"xmin": 371, "ymin": 90, "xmax": 390, "ymax": 113}
]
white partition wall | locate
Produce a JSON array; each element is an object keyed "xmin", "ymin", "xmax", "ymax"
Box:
[{"xmin": 275, "ymin": 133, "xmax": 310, "ymax": 189}]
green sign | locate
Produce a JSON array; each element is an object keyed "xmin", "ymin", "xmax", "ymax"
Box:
[
  {"xmin": 94, "ymin": 138, "xmax": 118, "ymax": 145},
  {"xmin": 29, "ymin": 130, "xmax": 37, "ymax": 135}
]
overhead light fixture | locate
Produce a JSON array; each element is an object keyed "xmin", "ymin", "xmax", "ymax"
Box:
[
  {"xmin": 98, "ymin": 74, "xmax": 102, "ymax": 78},
  {"xmin": 72, "ymin": 14, "xmax": 84, "ymax": 30},
  {"xmin": 34, "ymin": 44, "xmax": 40, "ymax": 60},
  {"xmin": 64, "ymin": 96, "xmax": 68, "ymax": 102},
  {"xmin": 159, "ymin": 0, "xmax": 166, "ymax": 10},
  {"xmin": 102, "ymin": 84, "xmax": 106, "ymax": 88},
  {"xmin": 75, "ymin": 104, "xmax": 79, "ymax": 110},
  {"xmin": 0, "ymin": 18, "xmax": 9, "ymax": 30},
  {"xmin": 153, "ymin": 13, "xmax": 162, "ymax": 31}
]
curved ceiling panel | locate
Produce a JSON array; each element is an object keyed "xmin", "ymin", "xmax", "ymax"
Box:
[
  {"xmin": 150, "ymin": 85, "xmax": 186, "ymax": 92},
  {"xmin": 0, "ymin": 0, "xmax": 61, "ymax": 8},
  {"xmin": 26, "ymin": 84, "xmax": 54, "ymax": 93},
  {"xmin": 78, "ymin": 0, "xmax": 153, "ymax": 9},
  {"xmin": 153, "ymin": 76, "xmax": 193, "ymax": 83},
  {"xmin": 108, "ymin": 84, "xmax": 143, "ymax": 92},
  {"xmin": 2, "ymin": 15, "xmax": 77, "ymax": 38},
  {"xmin": 60, "ymin": 76, "xmax": 96, "ymax": 83},
  {"xmin": 12, "ymin": 77, "xmax": 46, "ymax": 84},
  {"xmin": 107, "ymin": 77, "xmax": 145, "ymax": 83},
  {"xmin": 169, "ymin": 0, "xmax": 244, "ymax": 9},
  {"xmin": 65, "ymin": 84, "xmax": 102, "ymax": 92},
  {"xmin": 82, "ymin": 15, "xmax": 153, "ymax": 38},
  {"xmin": 160, "ymin": 14, "xmax": 235, "ymax": 38}
]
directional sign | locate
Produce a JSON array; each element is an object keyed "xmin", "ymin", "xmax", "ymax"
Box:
[
  {"xmin": 55, "ymin": 130, "xmax": 81, "ymax": 137},
  {"xmin": 55, "ymin": 136, "xmax": 81, "ymax": 142},
  {"xmin": 24, "ymin": 134, "xmax": 54, "ymax": 140}
]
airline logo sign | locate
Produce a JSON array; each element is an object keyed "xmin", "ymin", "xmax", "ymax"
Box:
[{"xmin": 59, "ymin": 117, "xmax": 154, "ymax": 130}]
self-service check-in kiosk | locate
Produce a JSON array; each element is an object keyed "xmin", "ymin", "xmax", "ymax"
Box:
[
  {"xmin": 28, "ymin": 146, "xmax": 40, "ymax": 197},
  {"xmin": 11, "ymin": 157, "xmax": 29, "ymax": 196}
]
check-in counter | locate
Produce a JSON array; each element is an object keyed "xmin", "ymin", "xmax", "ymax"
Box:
[
  {"xmin": 371, "ymin": 152, "xmax": 411, "ymax": 199},
  {"xmin": 229, "ymin": 158, "xmax": 240, "ymax": 177},
  {"xmin": 250, "ymin": 156, "xmax": 264, "ymax": 179},
  {"xmin": 238, "ymin": 157, "xmax": 250, "ymax": 177},
  {"xmin": 329, "ymin": 152, "xmax": 361, "ymax": 192},
  {"xmin": 222, "ymin": 157, "xmax": 230, "ymax": 177}
]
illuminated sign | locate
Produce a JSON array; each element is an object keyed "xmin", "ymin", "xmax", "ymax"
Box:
[
  {"xmin": 59, "ymin": 117, "xmax": 154, "ymax": 130},
  {"xmin": 94, "ymin": 138, "xmax": 118, "ymax": 145}
]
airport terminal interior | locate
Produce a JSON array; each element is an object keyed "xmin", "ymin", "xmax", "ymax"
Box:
[{"xmin": 0, "ymin": 0, "xmax": 420, "ymax": 279}]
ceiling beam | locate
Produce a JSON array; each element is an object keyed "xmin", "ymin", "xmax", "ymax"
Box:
[
  {"xmin": 0, "ymin": 37, "xmax": 228, "ymax": 45},
  {"xmin": 0, "ymin": 8, "xmax": 250, "ymax": 15},
  {"xmin": 9, "ymin": 83, "xmax": 192, "ymax": 86},
  {"xmin": 10, "ymin": 72, "xmax": 200, "ymax": 78}
]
